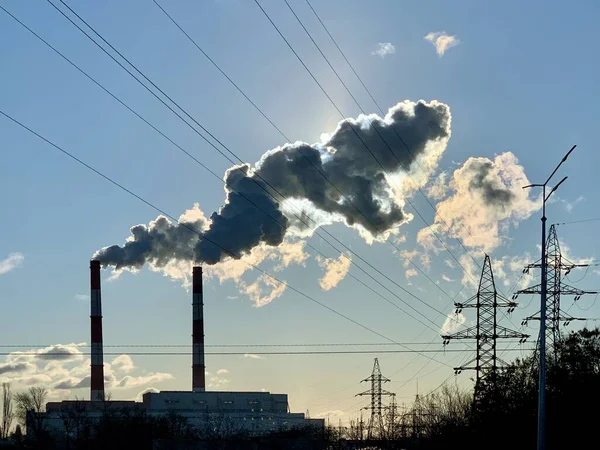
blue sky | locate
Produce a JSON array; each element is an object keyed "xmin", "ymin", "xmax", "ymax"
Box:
[{"xmin": 1, "ymin": 0, "xmax": 600, "ymax": 422}]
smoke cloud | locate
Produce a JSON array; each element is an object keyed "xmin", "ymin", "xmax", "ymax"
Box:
[
  {"xmin": 418, "ymin": 152, "xmax": 540, "ymax": 254},
  {"xmin": 94, "ymin": 101, "xmax": 451, "ymax": 270}
]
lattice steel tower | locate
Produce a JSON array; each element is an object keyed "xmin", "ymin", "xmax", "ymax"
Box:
[
  {"xmin": 356, "ymin": 358, "xmax": 395, "ymax": 439},
  {"xmin": 518, "ymin": 224, "xmax": 596, "ymax": 358},
  {"xmin": 442, "ymin": 255, "xmax": 528, "ymax": 386}
]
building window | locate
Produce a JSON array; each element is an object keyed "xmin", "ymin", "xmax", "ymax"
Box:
[{"xmin": 222, "ymin": 400, "xmax": 233, "ymax": 404}]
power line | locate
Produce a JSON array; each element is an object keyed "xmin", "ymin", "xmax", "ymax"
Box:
[
  {"xmin": 257, "ymin": 0, "xmax": 523, "ymax": 350},
  {"xmin": 255, "ymin": 0, "xmax": 480, "ymax": 289},
  {"xmin": 288, "ymin": 0, "xmax": 523, "ymax": 332},
  {"xmin": 41, "ymin": 0, "xmax": 461, "ymax": 332},
  {"xmin": 574, "ymin": 292, "xmax": 599, "ymax": 312},
  {"xmin": 296, "ymin": 0, "xmax": 527, "ymax": 339},
  {"xmin": 0, "ymin": 107, "xmax": 452, "ymax": 368},
  {"xmin": 0, "ymin": 2, "xmax": 445, "ymax": 342},
  {"xmin": 556, "ymin": 218, "xmax": 600, "ymax": 226},
  {"xmin": 148, "ymin": 0, "xmax": 466, "ymax": 325},
  {"xmin": 0, "ymin": 2, "xmax": 440, "ymax": 337},
  {"xmin": 303, "ymin": 0, "xmax": 484, "ymax": 271},
  {"xmin": 0, "ymin": 342, "xmax": 483, "ymax": 349},
  {"xmin": 150, "ymin": 0, "xmax": 291, "ymax": 144},
  {"xmin": 281, "ymin": 0, "xmax": 476, "ymax": 300},
  {"xmin": 0, "ymin": 349, "xmax": 532, "ymax": 357}
]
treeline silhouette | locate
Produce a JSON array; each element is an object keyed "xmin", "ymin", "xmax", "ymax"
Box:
[
  {"xmin": 2, "ymin": 328, "xmax": 599, "ymax": 449},
  {"xmin": 334, "ymin": 327, "xmax": 599, "ymax": 450}
]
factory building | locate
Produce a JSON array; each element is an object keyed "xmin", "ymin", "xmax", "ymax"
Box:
[{"xmin": 36, "ymin": 262, "xmax": 323, "ymax": 436}]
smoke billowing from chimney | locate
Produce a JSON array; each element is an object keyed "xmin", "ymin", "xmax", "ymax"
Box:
[{"xmin": 94, "ymin": 101, "xmax": 451, "ymax": 269}]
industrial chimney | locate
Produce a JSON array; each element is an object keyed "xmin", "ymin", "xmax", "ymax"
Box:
[
  {"xmin": 192, "ymin": 266, "xmax": 206, "ymax": 392},
  {"xmin": 90, "ymin": 260, "xmax": 105, "ymax": 402}
]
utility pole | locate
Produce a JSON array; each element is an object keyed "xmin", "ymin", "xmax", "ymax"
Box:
[
  {"xmin": 521, "ymin": 144, "xmax": 575, "ymax": 450},
  {"xmin": 518, "ymin": 224, "xmax": 596, "ymax": 362},
  {"xmin": 442, "ymin": 255, "xmax": 528, "ymax": 390},
  {"xmin": 356, "ymin": 358, "xmax": 395, "ymax": 439}
]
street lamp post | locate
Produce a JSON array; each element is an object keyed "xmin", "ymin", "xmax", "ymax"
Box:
[{"xmin": 523, "ymin": 145, "xmax": 575, "ymax": 450}]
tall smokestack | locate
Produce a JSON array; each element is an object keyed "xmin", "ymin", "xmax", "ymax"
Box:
[
  {"xmin": 90, "ymin": 260, "xmax": 105, "ymax": 402},
  {"xmin": 192, "ymin": 266, "xmax": 206, "ymax": 392}
]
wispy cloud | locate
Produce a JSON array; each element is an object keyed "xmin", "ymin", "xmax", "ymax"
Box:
[
  {"xmin": 371, "ymin": 42, "xmax": 396, "ymax": 58},
  {"xmin": 111, "ymin": 354, "xmax": 135, "ymax": 374},
  {"xmin": 440, "ymin": 312, "xmax": 465, "ymax": 334},
  {"xmin": 0, "ymin": 343, "xmax": 173, "ymax": 401},
  {"xmin": 207, "ymin": 369, "xmax": 230, "ymax": 389},
  {"xmin": 317, "ymin": 254, "xmax": 352, "ymax": 291},
  {"xmin": 74, "ymin": 294, "xmax": 89, "ymax": 301},
  {"xmin": 316, "ymin": 409, "xmax": 345, "ymax": 419},
  {"xmin": 405, "ymin": 268, "xmax": 418, "ymax": 279},
  {"xmin": 240, "ymin": 274, "xmax": 287, "ymax": 308},
  {"xmin": 441, "ymin": 274, "xmax": 455, "ymax": 282},
  {"xmin": 136, "ymin": 387, "xmax": 159, "ymax": 401},
  {"xmin": 0, "ymin": 253, "xmax": 24, "ymax": 275},
  {"xmin": 427, "ymin": 172, "xmax": 449, "ymax": 200},
  {"xmin": 560, "ymin": 195, "xmax": 584, "ymax": 213},
  {"xmin": 425, "ymin": 32, "xmax": 460, "ymax": 56},
  {"xmin": 244, "ymin": 353, "xmax": 265, "ymax": 360}
]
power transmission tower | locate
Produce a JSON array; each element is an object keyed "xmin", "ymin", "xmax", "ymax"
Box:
[
  {"xmin": 356, "ymin": 358, "xmax": 395, "ymax": 439},
  {"xmin": 518, "ymin": 224, "xmax": 597, "ymax": 360},
  {"xmin": 442, "ymin": 255, "xmax": 529, "ymax": 388},
  {"xmin": 384, "ymin": 393, "xmax": 398, "ymax": 439},
  {"xmin": 412, "ymin": 390, "xmax": 422, "ymax": 442},
  {"xmin": 408, "ymin": 384, "xmax": 438, "ymax": 445}
]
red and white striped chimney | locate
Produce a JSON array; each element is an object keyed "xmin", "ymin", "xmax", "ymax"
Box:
[
  {"xmin": 90, "ymin": 260, "xmax": 105, "ymax": 402},
  {"xmin": 192, "ymin": 266, "xmax": 206, "ymax": 392}
]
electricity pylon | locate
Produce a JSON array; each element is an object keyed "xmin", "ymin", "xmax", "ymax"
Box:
[
  {"xmin": 442, "ymin": 255, "xmax": 529, "ymax": 387},
  {"xmin": 384, "ymin": 393, "xmax": 398, "ymax": 439},
  {"xmin": 518, "ymin": 224, "xmax": 597, "ymax": 360},
  {"xmin": 356, "ymin": 358, "xmax": 395, "ymax": 439}
]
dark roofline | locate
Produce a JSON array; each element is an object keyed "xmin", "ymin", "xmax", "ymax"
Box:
[{"xmin": 146, "ymin": 391, "xmax": 285, "ymax": 395}]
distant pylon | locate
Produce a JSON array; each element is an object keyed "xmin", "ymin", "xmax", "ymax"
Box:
[
  {"xmin": 356, "ymin": 358, "xmax": 395, "ymax": 439},
  {"xmin": 384, "ymin": 393, "xmax": 398, "ymax": 439},
  {"xmin": 518, "ymin": 224, "xmax": 597, "ymax": 360},
  {"xmin": 442, "ymin": 255, "xmax": 529, "ymax": 388}
]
